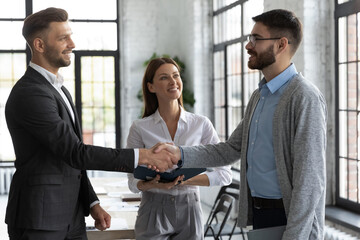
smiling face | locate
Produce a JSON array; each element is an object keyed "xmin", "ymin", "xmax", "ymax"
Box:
[
  {"xmin": 245, "ymin": 22, "xmax": 277, "ymax": 70},
  {"xmin": 147, "ymin": 63, "xmax": 183, "ymax": 104},
  {"xmin": 41, "ymin": 21, "xmax": 75, "ymax": 73}
]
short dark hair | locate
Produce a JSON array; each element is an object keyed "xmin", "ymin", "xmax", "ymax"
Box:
[
  {"xmin": 253, "ymin": 9, "xmax": 303, "ymax": 54},
  {"xmin": 142, "ymin": 58, "xmax": 183, "ymax": 118},
  {"xmin": 23, "ymin": 7, "xmax": 68, "ymax": 47}
]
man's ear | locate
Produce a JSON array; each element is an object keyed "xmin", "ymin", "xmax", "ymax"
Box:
[
  {"xmin": 277, "ymin": 37, "xmax": 289, "ymax": 53},
  {"xmin": 33, "ymin": 38, "xmax": 45, "ymax": 53}
]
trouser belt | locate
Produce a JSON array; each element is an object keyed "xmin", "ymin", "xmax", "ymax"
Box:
[{"xmin": 252, "ymin": 197, "xmax": 284, "ymax": 209}]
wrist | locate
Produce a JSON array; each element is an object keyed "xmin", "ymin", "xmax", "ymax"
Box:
[{"xmin": 138, "ymin": 149, "xmax": 148, "ymax": 166}]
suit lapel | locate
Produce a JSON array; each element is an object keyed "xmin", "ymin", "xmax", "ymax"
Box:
[
  {"xmin": 61, "ymin": 86, "xmax": 82, "ymax": 139},
  {"xmin": 28, "ymin": 67, "xmax": 82, "ymax": 139}
]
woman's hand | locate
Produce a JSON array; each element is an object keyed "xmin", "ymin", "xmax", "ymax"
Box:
[{"xmin": 137, "ymin": 174, "xmax": 184, "ymax": 191}]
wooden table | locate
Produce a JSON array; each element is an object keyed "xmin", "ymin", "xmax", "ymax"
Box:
[{"xmin": 86, "ymin": 177, "xmax": 140, "ymax": 240}]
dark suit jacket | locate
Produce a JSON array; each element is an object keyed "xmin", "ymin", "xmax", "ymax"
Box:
[{"xmin": 5, "ymin": 67, "xmax": 134, "ymax": 230}]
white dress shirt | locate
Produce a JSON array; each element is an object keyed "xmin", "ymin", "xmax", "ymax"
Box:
[{"xmin": 127, "ymin": 107, "xmax": 232, "ymax": 195}]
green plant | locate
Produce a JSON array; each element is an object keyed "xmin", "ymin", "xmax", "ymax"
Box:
[{"xmin": 137, "ymin": 53, "xmax": 196, "ymax": 114}]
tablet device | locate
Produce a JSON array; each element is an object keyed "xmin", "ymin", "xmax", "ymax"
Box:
[
  {"xmin": 133, "ymin": 166, "xmax": 206, "ymax": 182},
  {"xmin": 246, "ymin": 225, "xmax": 286, "ymax": 240}
]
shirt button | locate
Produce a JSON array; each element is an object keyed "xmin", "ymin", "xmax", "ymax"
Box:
[{"xmin": 251, "ymin": 142, "xmax": 254, "ymax": 145}]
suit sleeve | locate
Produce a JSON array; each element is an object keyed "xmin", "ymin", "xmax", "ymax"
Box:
[
  {"xmin": 182, "ymin": 118, "xmax": 243, "ymax": 168},
  {"xmin": 7, "ymin": 83, "xmax": 134, "ymax": 172}
]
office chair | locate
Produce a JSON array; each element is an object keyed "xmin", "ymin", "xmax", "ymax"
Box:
[
  {"xmin": 204, "ymin": 183, "xmax": 245, "ymax": 240},
  {"xmin": 204, "ymin": 193, "xmax": 235, "ymax": 240}
]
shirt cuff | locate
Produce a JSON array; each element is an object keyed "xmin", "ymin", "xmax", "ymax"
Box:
[
  {"xmin": 90, "ymin": 200, "xmax": 100, "ymax": 208},
  {"xmin": 134, "ymin": 149, "xmax": 139, "ymax": 168},
  {"xmin": 178, "ymin": 146, "xmax": 184, "ymax": 167}
]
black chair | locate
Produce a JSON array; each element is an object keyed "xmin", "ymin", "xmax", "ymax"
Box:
[
  {"xmin": 204, "ymin": 193, "xmax": 235, "ymax": 239},
  {"xmin": 204, "ymin": 183, "xmax": 245, "ymax": 240}
]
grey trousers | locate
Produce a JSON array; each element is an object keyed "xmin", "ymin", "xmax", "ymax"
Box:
[{"xmin": 135, "ymin": 191, "xmax": 203, "ymax": 240}]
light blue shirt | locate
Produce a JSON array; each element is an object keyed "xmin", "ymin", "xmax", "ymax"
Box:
[{"xmin": 247, "ymin": 63, "xmax": 298, "ymax": 199}]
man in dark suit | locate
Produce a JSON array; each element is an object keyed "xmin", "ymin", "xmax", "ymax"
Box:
[{"xmin": 5, "ymin": 7, "xmax": 176, "ymax": 240}]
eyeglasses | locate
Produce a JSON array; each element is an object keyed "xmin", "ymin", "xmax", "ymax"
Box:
[{"xmin": 247, "ymin": 35, "xmax": 291, "ymax": 47}]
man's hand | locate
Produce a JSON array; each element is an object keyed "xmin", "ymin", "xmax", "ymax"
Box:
[
  {"xmin": 90, "ymin": 204, "xmax": 111, "ymax": 231},
  {"xmin": 154, "ymin": 143, "xmax": 181, "ymax": 160},
  {"xmin": 139, "ymin": 143, "xmax": 179, "ymax": 172}
]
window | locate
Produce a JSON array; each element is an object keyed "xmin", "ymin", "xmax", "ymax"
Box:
[
  {"xmin": 335, "ymin": 0, "xmax": 360, "ymax": 213},
  {"xmin": 0, "ymin": 0, "xmax": 121, "ymax": 162},
  {"xmin": 212, "ymin": 0, "xmax": 263, "ymax": 170}
]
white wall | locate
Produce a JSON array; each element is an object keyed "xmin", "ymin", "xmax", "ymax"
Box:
[{"xmin": 119, "ymin": 0, "xmax": 213, "ymax": 147}]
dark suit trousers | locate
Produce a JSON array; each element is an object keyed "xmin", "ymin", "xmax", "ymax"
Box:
[
  {"xmin": 8, "ymin": 199, "xmax": 87, "ymax": 240},
  {"xmin": 252, "ymin": 206, "xmax": 287, "ymax": 229}
]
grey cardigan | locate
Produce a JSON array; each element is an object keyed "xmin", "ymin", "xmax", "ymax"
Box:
[{"xmin": 182, "ymin": 74, "xmax": 327, "ymax": 240}]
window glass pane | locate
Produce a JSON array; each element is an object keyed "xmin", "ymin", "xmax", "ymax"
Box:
[
  {"xmin": 338, "ymin": 17, "xmax": 347, "ymax": 63},
  {"xmin": 213, "ymin": 14, "xmax": 224, "ymax": 45},
  {"xmin": 213, "ymin": 0, "xmax": 237, "ymax": 11},
  {"xmin": 348, "ymin": 111, "xmax": 357, "ymax": 159},
  {"xmin": 0, "ymin": 53, "xmax": 26, "ymax": 161},
  {"xmin": 81, "ymin": 56, "xmax": 115, "ymax": 148},
  {"xmin": 225, "ymin": 5, "xmax": 241, "ymax": 42},
  {"xmin": 214, "ymin": 51, "xmax": 225, "ymax": 107},
  {"xmin": 0, "ymin": 0, "xmax": 25, "ymax": 18},
  {"xmin": 0, "ymin": 22, "xmax": 26, "ymax": 50},
  {"xmin": 358, "ymin": 13, "xmax": 360, "ymax": 61},
  {"xmin": 348, "ymin": 14, "xmax": 357, "ymax": 63},
  {"xmin": 348, "ymin": 63, "xmax": 357, "ymax": 110},
  {"xmin": 227, "ymin": 43, "xmax": 242, "ymax": 119},
  {"xmin": 339, "ymin": 158, "xmax": 348, "ymax": 199},
  {"xmin": 339, "ymin": 64, "xmax": 347, "ymax": 109},
  {"xmin": 243, "ymin": 0, "xmax": 264, "ymax": 35},
  {"xmin": 339, "ymin": 111, "xmax": 348, "ymax": 157},
  {"xmin": 215, "ymin": 108, "xmax": 226, "ymax": 141},
  {"xmin": 349, "ymin": 159, "xmax": 358, "ymax": 202},
  {"xmin": 33, "ymin": 0, "xmax": 117, "ymax": 20},
  {"xmin": 242, "ymin": 44, "xmax": 260, "ymax": 104},
  {"xmin": 71, "ymin": 22, "xmax": 117, "ymax": 50},
  {"xmin": 229, "ymin": 107, "xmax": 241, "ymax": 135},
  {"xmin": 59, "ymin": 54, "xmax": 75, "ymax": 97}
]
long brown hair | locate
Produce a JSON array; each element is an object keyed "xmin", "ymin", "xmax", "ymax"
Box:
[{"xmin": 142, "ymin": 58, "xmax": 183, "ymax": 118}]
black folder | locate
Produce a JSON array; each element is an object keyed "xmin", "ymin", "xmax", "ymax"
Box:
[{"xmin": 133, "ymin": 166, "xmax": 206, "ymax": 182}]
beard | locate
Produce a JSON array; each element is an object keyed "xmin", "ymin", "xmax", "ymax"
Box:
[
  {"xmin": 43, "ymin": 46, "xmax": 71, "ymax": 69},
  {"xmin": 247, "ymin": 44, "xmax": 276, "ymax": 70}
]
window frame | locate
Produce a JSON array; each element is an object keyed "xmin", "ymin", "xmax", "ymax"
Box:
[
  {"xmin": 0, "ymin": 0, "xmax": 121, "ymax": 163},
  {"xmin": 335, "ymin": 0, "xmax": 360, "ymax": 213},
  {"xmin": 212, "ymin": 0, "xmax": 262, "ymax": 171}
]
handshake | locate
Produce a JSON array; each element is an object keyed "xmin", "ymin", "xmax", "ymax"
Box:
[{"xmin": 138, "ymin": 143, "xmax": 182, "ymax": 172}]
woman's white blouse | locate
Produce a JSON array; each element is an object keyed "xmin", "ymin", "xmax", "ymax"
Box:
[{"xmin": 127, "ymin": 108, "xmax": 232, "ymax": 195}]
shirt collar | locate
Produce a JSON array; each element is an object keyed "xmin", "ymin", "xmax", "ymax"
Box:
[
  {"xmin": 29, "ymin": 62, "xmax": 64, "ymax": 89},
  {"xmin": 259, "ymin": 63, "xmax": 298, "ymax": 94},
  {"xmin": 153, "ymin": 106, "xmax": 187, "ymax": 124}
]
